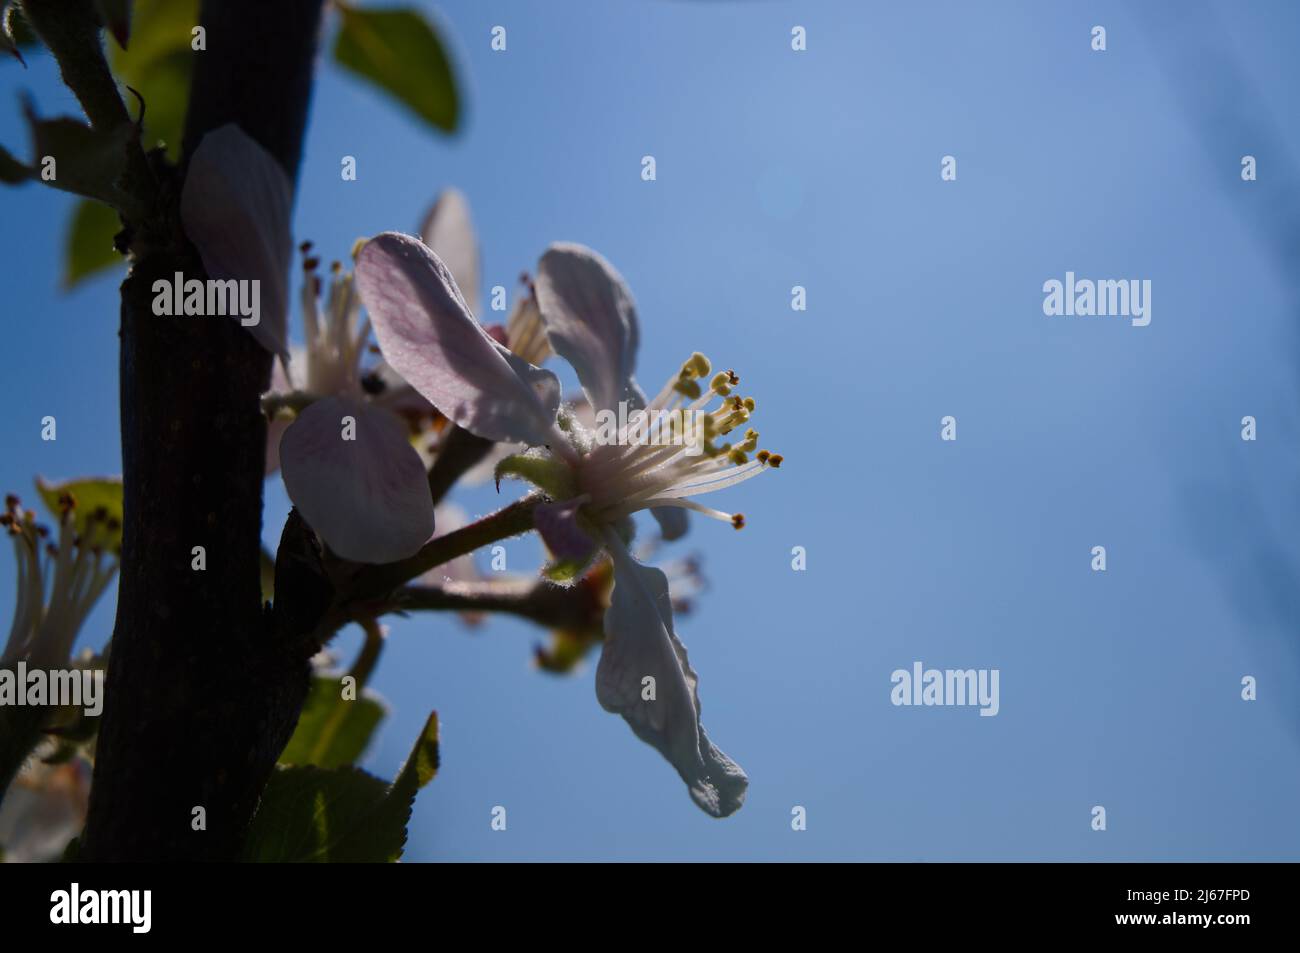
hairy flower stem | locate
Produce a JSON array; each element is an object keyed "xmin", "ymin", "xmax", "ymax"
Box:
[{"xmin": 349, "ymin": 498, "xmax": 541, "ymax": 603}]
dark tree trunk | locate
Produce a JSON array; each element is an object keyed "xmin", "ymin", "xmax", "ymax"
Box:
[{"xmin": 80, "ymin": 0, "xmax": 327, "ymax": 862}]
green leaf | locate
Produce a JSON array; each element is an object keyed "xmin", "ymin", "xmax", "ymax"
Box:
[
  {"xmin": 494, "ymin": 452, "xmax": 576, "ymax": 500},
  {"xmin": 333, "ymin": 3, "xmax": 460, "ymax": 134},
  {"xmin": 35, "ymin": 476, "xmax": 124, "ymax": 553},
  {"xmin": 392, "ymin": 710, "xmax": 439, "ymax": 797},
  {"xmin": 279, "ymin": 676, "xmax": 387, "ymax": 770},
  {"xmin": 108, "ymin": 0, "xmax": 198, "ymax": 158},
  {"xmin": 20, "ymin": 104, "xmax": 134, "ymax": 206},
  {"xmin": 64, "ymin": 199, "xmax": 124, "ymax": 289},
  {"xmin": 246, "ymin": 711, "xmax": 438, "ymax": 863},
  {"xmin": 241, "ymin": 765, "xmax": 409, "ymax": 862}
]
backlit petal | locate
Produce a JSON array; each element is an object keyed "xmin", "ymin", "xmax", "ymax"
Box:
[
  {"xmin": 279, "ymin": 397, "xmax": 434, "ymax": 564},
  {"xmin": 180, "ymin": 124, "xmax": 292, "ymax": 358},
  {"xmin": 535, "ymin": 243, "xmax": 644, "ymax": 414},
  {"xmin": 419, "ymin": 189, "xmax": 481, "ymax": 317},
  {"xmin": 596, "ymin": 531, "xmax": 747, "ymax": 817},
  {"xmin": 355, "ymin": 232, "xmax": 561, "ymax": 446}
]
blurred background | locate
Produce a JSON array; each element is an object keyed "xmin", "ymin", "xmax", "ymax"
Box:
[{"xmin": 3, "ymin": 0, "xmax": 1300, "ymax": 860}]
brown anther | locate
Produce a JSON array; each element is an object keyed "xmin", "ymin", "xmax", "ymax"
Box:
[
  {"xmin": 731, "ymin": 513, "xmax": 746, "ymax": 529},
  {"xmin": 299, "ymin": 240, "xmax": 314, "ymax": 254},
  {"xmin": 756, "ymin": 450, "xmax": 771, "ymax": 464},
  {"xmin": 4, "ymin": 494, "xmax": 19, "ymax": 509},
  {"xmin": 727, "ymin": 370, "xmax": 739, "ymax": 385},
  {"xmin": 330, "ymin": 260, "xmax": 343, "ymax": 274},
  {"xmin": 91, "ymin": 505, "xmax": 108, "ymax": 521},
  {"xmin": 304, "ymin": 256, "xmax": 321, "ymax": 271},
  {"xmin": 58, "ymin": 491, "xmax": 76, "ymax": 513},
  {"xmin": 768, "ymin": 454, "xmax": 783, "ymax": 468}
]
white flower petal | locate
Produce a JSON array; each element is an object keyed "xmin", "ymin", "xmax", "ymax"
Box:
[
  {"xmin": 279, "ymin": 396, "xmax": 434, "ymax": 564},
  {"xmin": 596, "ymin": 533, "xmax": 747, "ymax": 817},
  {"xmin": 355, "ymin": 232, "xmax": 561, "ymax": 446},
  {"xmin": 535, "ymin": 243, "xmax": 644, "ymax": 414},
  {"xmin": 180, "ymin": 123, "xmax": 292, "ymax": 358},
  {"xmin": 419, "ymin": 188, "xmax": 481, "ymax": 318}
]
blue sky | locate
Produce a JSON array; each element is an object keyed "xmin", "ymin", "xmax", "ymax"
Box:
[{"xmin": 4, "ymin": 0, "xmax": 1300, "ymax": 860}]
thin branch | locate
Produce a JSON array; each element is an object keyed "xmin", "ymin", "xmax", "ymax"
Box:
[
  {"xmin": 347, "ymin": 497, "xmax": 542, "ymax": 602},
  {"xmin": 393, "ymin": 577, "xmax": 605, "ymax": 632}
]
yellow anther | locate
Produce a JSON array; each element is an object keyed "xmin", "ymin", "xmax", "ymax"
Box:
[
  {"xmin": 350, "ymin": 237, "xmax": 368, "ymax": 260},
  {"xmin": 710, "ymin": 372, "xmax": 732, "ymax": 396},
  {"xmin": 728, "ymin": 448, "xmax": 749, "ymax": 465},
  {"xmin": 691, "ymin": 352, "xmax": 712, "ymax": 377},
  {"xmin": 743, "ymin": 397, "xmax": 755, "ymax": 412}
]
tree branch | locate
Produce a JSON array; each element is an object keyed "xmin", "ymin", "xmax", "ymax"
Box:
[
  {"xmin": 393, "ymin": 578, "xmax": 606, "ymax": 633},
  {"xmin": 347, "ymin": 497, "xmax": 541, "ymax": 603},
  {"xmin": 79, "ymin": 0, "xmax": 327, "ymax": 862}
]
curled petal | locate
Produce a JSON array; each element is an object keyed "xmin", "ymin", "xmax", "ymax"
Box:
[
  {"xmin": 280, "ymin": 397, "xmax": 434, "ymax": 564},
  {"xmin": 180, "ymin": 124, "xmax": 292, "ymax": 358},
  {"xmin": 535, "ymin": 243, "xmax": 644, "ymax": 414},
  {"xmin": 596, "ymin": 532, "xmax": 747, "ymax": 817},
  {"xmin": 420, "ymin": 188, "xmax": 481, "ymax": 317},
  {"xmin": 355, "ymin": 232, "xmax": 561, "ymax": 446}
]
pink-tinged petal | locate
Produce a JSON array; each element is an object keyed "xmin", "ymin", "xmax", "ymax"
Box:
[
  {"xmin": 279, "ymin": 396, "xmax": 434, "ymax": 564},
  {"xmin": 419, "ymin": 189, "xmax": 480, "ymax": 317},
  {"xmin": 180, "ymin": 124, "xmax": 292, "ymax": 358},
  {"xmin": 596, "ymin": 532, "xmax": 747, "ymax": 818},
  {"xmin": 535, "ymin": 243, "xmax": 644, "ymax": 414},
  {"xmin": 534, "ymin": 498, "xmax": 597, "ymax": 564},
  {"xmin": 355, "ymin": 232, "xmax": 561, "ymax": 446}
]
